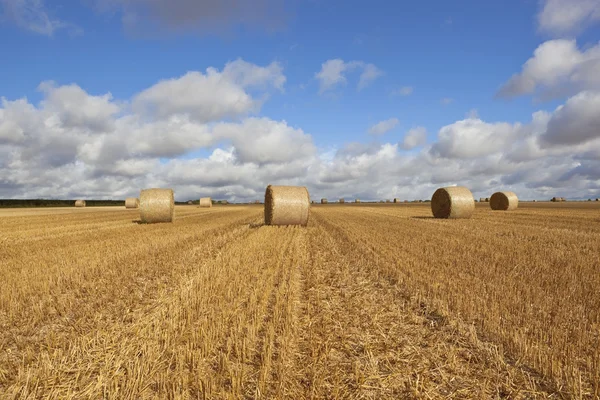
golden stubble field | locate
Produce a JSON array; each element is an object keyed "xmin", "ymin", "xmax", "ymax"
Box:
[{"xmin": 0, "ymin": 202, "xmax": 599, "ymax": 399}]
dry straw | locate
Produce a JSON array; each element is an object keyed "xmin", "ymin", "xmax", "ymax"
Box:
[
  {"xmin": 431, "ymin": 186, "xmax": 475, "ymax": 219},
  {"xmin": 74, "ymin": 200, "xmax": 86, "ymax": 207},
  {"xmin": 264, "ymin": 185, "xmax": 310, "ymax": 226},
  {"xmin": 321, "ymin": 198, "xmax": 328, "ymax": 204},
  {"xmin": 139, "ymin": 188, "xmax": 174, "ymax": 223},
  {"xmin": 125, "ymin": 197, "xmax": 139, "ymax": 209},
  {"xmin": 199, "ymin": 197, "xmax": 212, "ymax": 208},
  {"xmin": 490, "ymin": 191, "xmax": 518, "ymax": 211}
]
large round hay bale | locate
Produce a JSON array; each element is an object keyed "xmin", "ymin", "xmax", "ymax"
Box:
[
  {"xmin": 139, "ymin": 188, "xmax": 174, "ymax": 223},
  {"xmin": 199, "ymin": 197, "xmax": 212, "ymax": 208},
  {"xmin": 74, "ymin": 200, "xmax": 86, "ymax": 207},
  {"xmin": 264, "ymin": 185, "xmax": 310, "ymax": 226},
  {"xmin": 321, "ymin": 198, "xmax": 328, "ymax": 204},
  {"xmin": 490, "ymin": 191, "xmax": 518, "ymax": 211},
  {"xmin": 431, "ymin": 186, "xmax": 475, "ymax": 219},
  {"xmin": 125, "ymin": 197, "xmax": 139, "ymax": 209}
]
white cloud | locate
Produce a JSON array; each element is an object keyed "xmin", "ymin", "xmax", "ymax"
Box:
[
  {"xmin": 2, "ymin": 61, "xmax": 600, "ymax": 202},
  {"xmin": 212, "ymin": 117, "xmax": 316, "ymax": 165},
  {"xmin": 497, "ymin": 39, "xmax": 600, "ymax": 99},
  {"xmin": 0, "ymin": 0, "xmax": 80, "ymax": 36},
  {"xmin": 315, "ymin": 59, "xmax": 383, "ymax": 94},
  {"xmin": 133, "ymin": 59, "xmax": 285, "ymax": 122},
  {"xmin": 431, "ymin": 118, "xmax": 523, "ymax": 159},
  {"xmin": 391, "ymin": 86, "xmax": 413, "ymax": 96},
  {"xmin": 368, "ymin": 118, "xmax": 399, "ymax": 136},
  {"xmin": 401, "ymin": 127, "xmax": 427, "ymax": 150},
  {"xmin": 358, "ymin": 63, "xmax": 384, "ymax": 90},
  {"xmin": 538, "ymin": 0, "xmax": 600, "ymax": 36}
]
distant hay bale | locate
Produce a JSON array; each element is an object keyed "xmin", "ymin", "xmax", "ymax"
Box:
[
  {"xmin": 596, "ymin": 198, "xmax": 599, "ymax": 202},
  {"xmin": 199, "ymin": 197, "xmax": 212, "ymax": 208},
  {"xmin": 560, "ymin": 197, "xmax": 566, "ymax": 202},
  {"xmin": 339, "ymin": 198, "xmax": 345, "ymax": 204},
  {"xmin": 490, "ymin": 191, "xmax": 518, "ymax": 211},
  {"xmin": 321, "ymin": 198, "xmax": 328, "ymax": 204},
  {"xmin": 479, "ymin": 197, "xmax": 486, "ymax": 203},
  {"xmin": 74, "ymin": 200, "xmax": 86, "ymax": 207},
  {"xmin": 264, "ymin": 185, "xmax": 310, "ymax": 226},
  {"xmin": 385, "ymin": 199, "xmax": 391, "ymax": 203},
  {"xmin": 139, "ymin": 188, "xmax": 174, "ymax": 223},
  {"xmin": 393, "ymin": 198, "xmax": 399, "ymax": 203},
  {"xmin": 355, "ymin": 199, "xmax": 360, "ymax": 203},
  {"xmin": 125, "ymin": 197, "xmax": 139, "ymax": 209},
  {"xmin": 533, "ymin": 200, "xmax": 537, "ymax": 202},
  {"xmin": 551, "ymin": 197, "xmax": 558, "ymax": 202},
  {"xmin": 404, "ymin": 200, "xmax": 409, "ymax": 203},
  {"xmin": 255, "ymin": 200, "xmax": 261, "ymax": 204},
  {"xmin": 431, "ymin": 186, "xmax": 475, "ymax": 219},
  {"xmin": 379, "ymin": 200, "xmax": 385, "ymax": 203},
  {"xmin": 187, "ymin": 200, "xmax": 193, "ymax": 205}
]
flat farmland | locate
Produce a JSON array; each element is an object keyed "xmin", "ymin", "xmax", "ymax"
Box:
[{"xmin": 0, "ymin": 203, "xmax": 599, "ymax": 399}]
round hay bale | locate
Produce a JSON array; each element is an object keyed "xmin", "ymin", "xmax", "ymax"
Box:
[
  {"xmin": 596, "ymin": 198, "xmax": 599, "ymax": 202},
  {"xmin": 139, "ymin": 188, "xmax": 174, "ymax": 223},
  {"xmin": 339, "ymin": 198, "xmax": 345, "ymax": 204},
  {"xmin": 199, "ymin": 197, "xmax": 212, "ymax": 208},
  {"xmin": 393, "ymin": 198, "xmax": 399, "ymax": 203},
  {"xmin": 533, "ymin": 199, "xmax": 537, "ymax": 202},
  {"xmin": 479, "ymin": 197, "xmax": 486, "ymax": 203},
  {"xmin": 125, "ymin": 197, "xmax": 139, "ymax": 209},
  {"xmin": 431, "ymin": 186, "xmax": 475, "ymax": 219},
  {"xmin": 355, "ymin": 199, "xmax": 361, "ymax": 203},
  {"xmin": 264, "ymin": 185, "xmax": 310, "ymax": 226},
  {"xmin": 187, "ymin": 200, "xmax": 193, "ymax": 205},
  {"xmin": 490, "ymin": 191, "xmax": 518, "ymax": 211},
  {"xmin": 321, "ymin": 198, "xmax": 328, "ymax": 204},
  {"xmin": 74, "ymin": 200, "xmax": 86, "ymax": 207}
]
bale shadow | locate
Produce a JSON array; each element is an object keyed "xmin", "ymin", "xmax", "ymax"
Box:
[
  {"xmin": 249, "ymin": 222, "xmax": 264, "ymax": 229},
  {"xmin": 132, "ymin": 219, "xmax": 144, "ymax": 224},
  {"xmin": 411, "ymin": 216, "xmax": 434, "ymax": 220}
]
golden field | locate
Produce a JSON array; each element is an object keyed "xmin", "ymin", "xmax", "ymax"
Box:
[{"xmin": 0, "ymin": 202, "xmax": 599, "ymax": 399}]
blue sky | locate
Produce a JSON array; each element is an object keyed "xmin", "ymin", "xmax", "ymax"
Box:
[{"xmin": 0, "ymin": 0, "xmax": 599, "ymax": 201}]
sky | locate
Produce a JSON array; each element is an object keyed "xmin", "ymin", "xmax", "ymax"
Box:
[{"xmin": 0, "ymin": 0, "xmax": 599, "ymax": 202}]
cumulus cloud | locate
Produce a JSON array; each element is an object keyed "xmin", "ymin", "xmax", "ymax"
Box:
[
  {"xmin": 133, "ymin": 59, "xmax": 285, "ymax": 122},
  {"xmin": 93, "ymin": 0, "xmax": 287, "ymax": 36},
  {"xmin": 1, "ymin": 60, "xmax": 600, "ymax": 202},
  {"xmin": 315, "ymin": 59, "xmax": 383, "ymax": 94},
  {"xmin": 368, "ymin": 118, "xmax": 399, "ymax": 136},
  {"xmin": 537, "ymin": 0, "xmax": 600, "ymax": 36},
  {"xmin": 431, "ymin": 118, "xmax": 523, "ymax": 159},
  {"xmin": 401, "ymin": 127, "xmax": 427, "ymax": 150},
  {"xmin": 497, "ymin": 39, "xmax": 600, "ymax": 99},
  {"xmin": 541, "ymin": 90, "xmax": 600, "ymax": 147}
]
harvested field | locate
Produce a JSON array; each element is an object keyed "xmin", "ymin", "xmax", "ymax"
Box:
[{"xmin": 0, "ymin": 203, "xmax": 599, "ymax": 398}]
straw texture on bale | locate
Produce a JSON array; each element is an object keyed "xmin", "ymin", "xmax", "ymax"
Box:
[
  {"xmin": 139, "ymin": 188, "xmax": 174, "ymax": 223},
  {"xmin": 199, "ymin": 197, "xmax": 212, "ymax": 208},
  {"xmin": 74, "ymin": 200, "xmax": 86, "ymax": 207},
  {"xmin": 125, "ymin": 197, "xmax": 139, "ymax": 209},
  {"xmin": 431, "ymin": 186, "xmax": 475, "ymax": 219},
  {"xmin": 490, "ymin": 191, "xmax": 518, "ymax": 211},
  {"xmin": 321, "ymin": 198, "xmax": 328, "ymax": 204},
  {"xmin": 264, "ymin": 185, "xmax": 310, "ymax": 226},
  {"xmin": 339, "ymin": 198, "xmax": 345, "ymax": 204}
]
